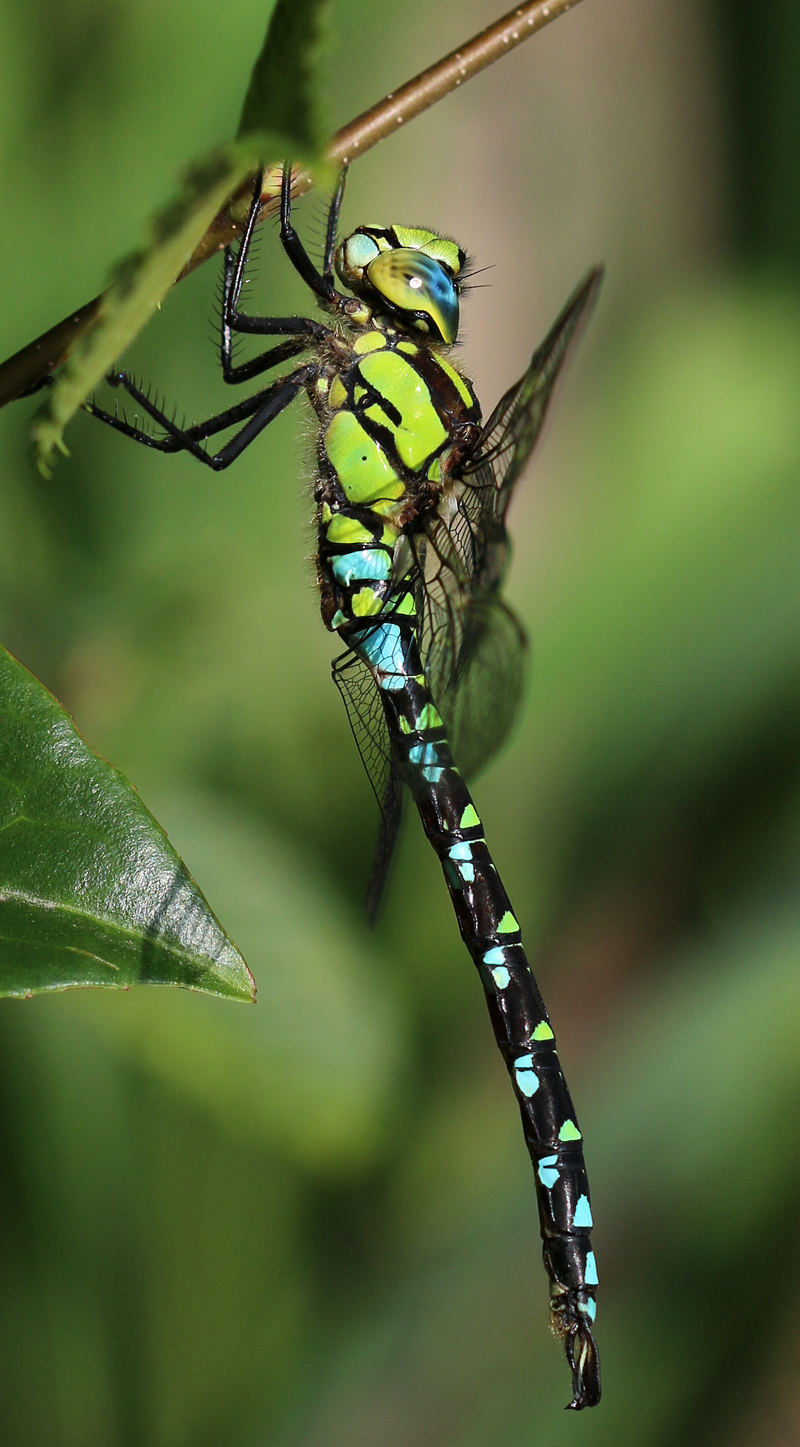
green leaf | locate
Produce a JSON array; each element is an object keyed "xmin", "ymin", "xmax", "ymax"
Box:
[
  {"xmin": 0, "ymin": 647, "xmax": 255, "ymax": 1001},
  {"xmin": 237, "ymin": 0, "xmax": 330, "ymax": 148}
]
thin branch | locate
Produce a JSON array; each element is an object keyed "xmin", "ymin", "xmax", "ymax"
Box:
[
  {"xmin": 331, "ymin": 0, "xmax": 580, "ymax": 165},
  {"xmin": 0, "ymin": 0, "xmax": 583, "ymax": 409}
]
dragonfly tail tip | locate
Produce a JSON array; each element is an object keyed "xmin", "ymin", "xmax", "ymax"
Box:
[{"xmin": 564, "ymin": 1318, "xmax": 601, "ymax": 1410}]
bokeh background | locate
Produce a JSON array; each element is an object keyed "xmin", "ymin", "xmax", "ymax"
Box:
[{"xmin": 0, "ymin": 0, "xmax": 799, "ymax": 1441}]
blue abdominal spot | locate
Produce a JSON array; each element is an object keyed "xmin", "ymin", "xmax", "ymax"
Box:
[
  {"xmin": 537, "ymin": 1158, "xmax": 560, "ymax": 1189},
  {"xmin": 355, "ymin": 622, "xmax": 406, "ymax": 686},
  {"xmin": 407, "ymin": 740, "xmax": 445, "ymax": 787},
  {"xmin": 408, "ymin": 740, "xmax": 445, "ymax": 783},
  {"xmin": 483, "ymin": 947, "xmax": 505, "ymax": 966},
  {"xmin": 513, "ymin": 1054, "xmax": 540, "ymax": 1097},
  {"xmin": 331, "ymin": 549, "xmax": 391, "ymax": 587},
  {"xmin": 409, "ymin": 742, "xmax": 440, "ymax": 767},
  {"xmin": 573, "ymin": 1195, "xmax": 593, "ymax": 1229},
  {"xmin": 449, "ymin": 841, "xmax": 475, "ymax": 876}
]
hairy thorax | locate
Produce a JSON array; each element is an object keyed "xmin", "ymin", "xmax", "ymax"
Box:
[{"xmin": 308, "ymin": 317, "xmax": 481, "ymax": 632}]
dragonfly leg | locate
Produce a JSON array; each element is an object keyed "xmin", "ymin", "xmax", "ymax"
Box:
[
  {"xmin": 86, "ymin": 377, "xmax": 290, "ymax": 451},
  {"xmin": 321, "ymin": 167, "xmax": 348, "ymax": 288},
  {"xmin": 279, "ymin": 161, "xmax": 347, "ymax": 305},
  {"xmin": 85, "ymin": 364, "xmax": 313, "ymax": 469},
  {"xmin": 219, "ymin": 174, "xmax": 330, "ymax": 383},
  {"xmin": 219, "ymin": 297, "xmax": 311, "ymax": 386}
]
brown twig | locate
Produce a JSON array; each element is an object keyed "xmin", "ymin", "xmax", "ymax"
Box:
[
  {"xmin": 0, "ymin": 0, "xmax": 582, "ymax": 409},
  {"xmin": 330, "ymin": 0, "xmax": 579, "ymax": 165}
]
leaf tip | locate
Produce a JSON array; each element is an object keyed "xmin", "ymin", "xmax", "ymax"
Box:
[
  {"xmin": 31, "ymin": 415, "xmax": 69, "ymax": 477},
  {"xmin": 241, "ymin": 962, "xmax": 257, "ymax": 1005}
]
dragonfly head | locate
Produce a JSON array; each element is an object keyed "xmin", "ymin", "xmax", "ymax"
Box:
[{"xmin": 335, "ymin": 226, "xmax": 466, "ymax": 344}]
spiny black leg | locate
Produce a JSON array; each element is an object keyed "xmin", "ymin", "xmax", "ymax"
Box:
[
  {"xmin": 225, "ymin": 172, "xmax": 324, "ymax": 333},
  {"xmin": 220, "ymin": 286, "xmax": 310, "ymax": 386},
  {"xmin": 87, "ymin": 373, "xmax": 299, "ymax": 449},
  {"xmin": 279, "ymin": 162, "xmax": 345, "ymax": 304},
  {"xmin": 322, "ymin": 167, "xmax": 348, "ymax": 286},
  {"xmin": 219, "ymin": 173, "xmax": 329, "ymax": 377},
  {"xmin": 221, "ymin": 334, "xmax": 309, "ymax": 386},
  {"xmin": 227, "ymin": 170, "xmax": 265, "ymax": 318},
  {"xmin": 83, "ymin": 399, "xmax": 183, "ymax": 453},
  {"xmin": 220, "ymin": 245, "xmax": 318, "ymax": 382},
  {"xmin": 87, "ymin": 365, "xmax": 313, "ymax": 470},
  {"xmin": 105, "ymin": 364, "xmax": 313, "ymax": 469}
]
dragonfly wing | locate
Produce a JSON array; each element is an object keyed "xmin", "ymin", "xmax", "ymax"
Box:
[
  {"xmin": 332, "ymin": 651, "xmax": 404, "ymax": 922},
  {"xmin": 463, "ymin": 266, "xmax": 604, "ymax": 579},
  {"xmin": 428, "ymin": 590, "xmax": 528, "ymax": 780},
  {"xmin": 421, "ymin": 268, "xmax": 601, "ymax": 773},
  {"xmin": 422, "ymin": 497, "xmax": 526, "ymax": 782},
  {"xmin": 364, "ymin": 763, "xmax": 404, "ymax": 924}
]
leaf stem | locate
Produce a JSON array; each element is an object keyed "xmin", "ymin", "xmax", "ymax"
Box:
[{"xmin": 0, "ymin": 0, "xmax": 583, "ymax": 408}]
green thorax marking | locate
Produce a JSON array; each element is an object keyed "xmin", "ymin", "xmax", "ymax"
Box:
[
  {"xmin": 321, "ymin": 327, "xmax": 479, "ymax": 511},
  {"xmin": 359, "ymin": 349, "xmax": 447, "ymax": 470},
  {"xmin": 324, "ymin": 410, "xmax": 405, "ymax": 507}
]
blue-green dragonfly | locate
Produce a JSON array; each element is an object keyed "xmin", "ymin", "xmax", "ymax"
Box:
[{"xmin": 87, "ymin": 166, "xmax": 603, "ymax": 1409}]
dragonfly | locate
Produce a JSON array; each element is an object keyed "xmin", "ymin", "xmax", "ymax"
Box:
[{"xmin": 85, "ymin": 165, "xmax": 603, "ymax": 1409}]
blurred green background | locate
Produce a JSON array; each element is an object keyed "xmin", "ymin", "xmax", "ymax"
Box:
[{"xmin": 1, "ymin": 0, "xmax": 799, "ymax": 1441}]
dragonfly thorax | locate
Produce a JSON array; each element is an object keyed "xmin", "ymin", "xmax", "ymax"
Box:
[{"xmin": 335, "ymin": 225, "xmax": 466, "ymax": 345}]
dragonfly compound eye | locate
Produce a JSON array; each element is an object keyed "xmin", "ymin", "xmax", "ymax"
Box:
[
  {"xmin": 366, "ymin": 249, "xmax": 460, "ymax": 344},
  {"xmin": 335, "ymin": 231, "xmax": 381, "ymax": 285}
]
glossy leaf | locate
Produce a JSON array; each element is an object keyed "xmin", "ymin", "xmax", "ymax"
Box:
[{"xmin": 0, "ymin": 647, "xmax": 254, "ymax": 1001}]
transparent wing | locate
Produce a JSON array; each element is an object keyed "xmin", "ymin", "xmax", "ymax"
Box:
[
  {"xmin": 422, "ymin": 266, "xmax": 603, "ymax": 775},
  {"xmin": 462, "ymin": 266, "xmax": 604, "ymax": 582},
  {"xmin": 332, "ymin": 650, "xmax": 404, "ymax": 922},
  {"xmin": 331, "ymin": 269, "xmax": 602, "ymax": 900},
  {"xmin": 427, "ymin": 591, "xmax": 528, "ymax": 780}
]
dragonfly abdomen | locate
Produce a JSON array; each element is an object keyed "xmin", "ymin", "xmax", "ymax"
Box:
[
  {"xmin": 314, "ymin": 319, "xmax": 600, "ymax": 1410},
  {"xmin": 368, "ymin": 630, "xmax": 600, "ymax": 1407}
]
